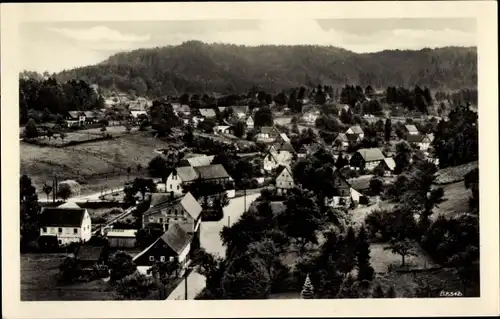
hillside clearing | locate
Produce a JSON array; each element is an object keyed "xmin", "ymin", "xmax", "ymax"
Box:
[
  {"xmin": 21, "ymin": 131, "xmax": 171, "ymax": 197},
  {"xmin": 432, "ymin": 181, "xmax": 471, "ymax": 220},
  {"xmin": 435, "ymin": 161, "xmax": 478, "ymax": 185}
]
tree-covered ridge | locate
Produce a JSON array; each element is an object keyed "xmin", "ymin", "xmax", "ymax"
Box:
[{"xmin": 54, "ymin": 42, "xmax": 477, "ymax": 97}]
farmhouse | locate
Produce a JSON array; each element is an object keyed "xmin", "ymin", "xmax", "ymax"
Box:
[
  {"xmin": 406, "ymin": 134, "xmax": 432, "ymax": 152},
  {"xmin": 404, "ymin": 124, "xmax": 420, "ymax": 135},
  {"xmin": 82, "ymin": 111, "xmax": 97, "ymax": 124},
  {"xmin": 178, "ymin": 105, "xmax": 191, "ymax": 116},
  {"xmin": 133, "ymin": 224, "xmax": 192, "ymax": 272},
  {"xmin": 218, "ymin": 107, "xmax": 227, "ymax": 113},
  {"xmin": 130, "ymin": 110, "xmax": 148, "ymax": 119},
  {"xmin": 165, "ymin": 164, "xmax": 232, "ymax": 195},
  {"xmin": 66, "ymin": 111, "xmax": 86, "ymax": 127},
  {"xmin": 376, "ymin": 157, "xmax": 397, "ymax": 176},
  {"xmin": 346, "ymin": 125, "xmax": 365, "ymax": 140},
  {"xmin": 143, "ymin": 192, "xmax": 202, "ymax": 235},
  {"xmin": 38, "ymin": 207, "xmax": 92, "ymax": 246},
  {"xmin": 263, "ymin": 150, "xmax": 294, "ymax": 171},
  {"xmin": 275, "ymin": 165, "xmax": 295, "ymax": 195},
  {"xmin": 350, "ymin": 148, "xmax": 386, "ymax": 171},
  {"xmin": 106, "ymin": 229, "xmax": 137, "ymax": 248},
  {"xmin": 270, "ymin": 133, "xmax": 295, "ymax": 153},
  {"xmin": 257, "ymin": 126, "xmax": 281, "ymax": 141}
]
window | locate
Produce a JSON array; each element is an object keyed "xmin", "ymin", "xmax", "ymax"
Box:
[
  {"xmin": 289, "ymin": 182, "xmax": 292, "ymax": 186},
  {"xmin": 169, "ymin": 256, "xmax": 174, "ymax": 262},
  {"xmin": 149, "ymin": 256, "xmax": 155, "ymax": 261},
  {"xmin": 149, "ymin": 216, "xmax": 154, "ymax": 222},
  {"xmin": 73, "ymin": 228, "xmax": 78, "ymax": 234},
  {"xmin": 160, "ymin": 256, "xmax": 165, "ymax": 262},
  {"xmin": 177, "ymin": 185, "xmax": 180, "ymax": 190},
  {"xmin": 42, "ymin": 227, "xmax": 47, "ymax": 233},
  {"xmin": 58, "ymin": 240, "xmax": 62, "ymax": 245},
  {"xmin": 170, "ymin": 184, "xmax": 173, "ymax": 189},
  {"xmin": 159, "ymin": 218, "xmax": 163, "ymax": 223},
  {"xmin": 58, "ymin": 228, "xmax": 62, "ymax": 233},
  {"xmin": 174, "ymin": 210, "xmax": 178, "ymax": 215}
]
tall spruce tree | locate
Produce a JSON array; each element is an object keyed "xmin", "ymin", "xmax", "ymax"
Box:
[{"xmin": 300, "ymin": 274, "xmax": 315, "ymax": 299}]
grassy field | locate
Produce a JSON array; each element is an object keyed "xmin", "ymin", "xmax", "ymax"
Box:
[
  {"xmin": 21, "ymin": 253, "xmax": 116, "ymax": 301},
  {"xmin": 21, "ymin": 131, "xmax": 172, "ymax": 197},
  {"xmin": 369, "ymin": 242, "xmax": 438, "ymax": 273},
  {"xmin": 435, "ymin": 161, "xmax": 478, "ymax": 185},
  {"xmin": 432, "ymin": 181, "xmax": 471, "ymax": 220}
]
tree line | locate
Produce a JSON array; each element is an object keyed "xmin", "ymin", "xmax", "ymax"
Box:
[
  {"xmin": 19, "ymin": 75, "xmax": 104, "ymax": 125},
  {"xmin": 54, "ymin": 42, "xmax": 477, "ymax": 97}
]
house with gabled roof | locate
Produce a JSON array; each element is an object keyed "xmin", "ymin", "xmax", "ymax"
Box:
[
  {"xmin": 350, "ymin": 148, "xmax": 386, "ymax": 171},
  {"xmin": 275, "ymin": 165, "xmax": 295, "ymax": 195},
  {"xmin": 213, "ymin": 125, "xmax": 233, "ymax": 135},
  {"xmin": 256, "ymin": 126, "xmax": 281, "ymax": 142},
  {"xmin": 298, "ymin": 142, "xmax": 323, "ymax": 157},
  {"xmin": 404, "ymin": 124, "xmax": 420, "ymax": 135},
  {"xmin": 346, "ymin": 125, "xmax": 365, "ymax": 140},
  {"xmin": 334, "ymin": 104, "xmax": 350, "ymax": 116},
  {"xmin": 376, "ymin": 157, "xmax": 397, "ymax": 176},
  {"xmin": 133, "ymin": 224, "xmax": 192, "ymax": 272},
  {"xmin": 406, "ymin": 134, "xmax": 432, "ymax": 152},
  {"xmin": 39, "ymin": 206, "xmax": 92, "ymax": 246},
  {"xmin": 142, "ymin": 192, "xmax": 202, "ymax": 236},
  {"xmin": 263, "ymin": 150, "xmax": 294, "ymax": 172},
  {"xmin": 165, "ymin": 164, "xmax": 232, "ymax": 195},
  {"xmin": 270, "ymin": 133, "xmax": 295, "ymax": 153},
  {"xmin": 323, "ymin": 168, "xmax": 353, "ymax": 209},
  {"xmin": 66, "ymin": 111, "xmax": 86, "ymax": 127},
  {"xmin": 245, "ymin": 116, "xmax": 255, "ymax": 129},
  {"xmin": 178, "ymin": 105, "xmax": 191, "ymax": 116}
]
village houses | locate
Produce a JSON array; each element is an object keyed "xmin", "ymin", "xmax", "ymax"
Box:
[
  {"xmin": 332, "ymin": 133, "xmax": 350, "ymax": 151},
  {"xmin": 270, "ymin": 133, "xmax": 295, "ymax": 153},
  {"xmin": 256, "ymin": 126, "xmax": 281, "ymax": 142},
  {"xmin": 350, "ymin": 148, "xmax": 386, "ymax": 171},
  {"xmin": 178, "ymin": 154, "xmax": 215, "ymax": 167},
  {"xmin": 105, "ymin": 229, "xmax": 138, "ymax": 249},
  {"xmin": 301, "ymin": 105, "xmax": 321, "ymax": 125},
  {"xmin": 38, "ymin": 204, "xmax": 92, "ymax": 246},
  {"xmin": 198, "ymin": 108, "xmax": 217, "ymax": 119},
  {"xmin": 213, "ymin": 125, "xmax": 233, "ymax": 135},
  {"xmin": 323, "ymin": 168, "xmax": 353, "ymax": 208},
  {"xmin": 231, "ymin": 105, "xmax": 249, "ymax": 119}
]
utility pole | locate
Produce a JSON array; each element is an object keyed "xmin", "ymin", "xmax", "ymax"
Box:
[
  {"xmin": 228, "ymin": 215, "xmax": 230, "ymax": 227},
  {"xmin": 184, "ymin": 269, "xmax": 189, "ymax": 300},
  {"xmin": 243, "ymin": 188, "xmax": 247, "ymax": 214}
]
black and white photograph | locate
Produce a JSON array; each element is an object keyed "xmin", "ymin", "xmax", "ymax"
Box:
[{"xmin": 2, "ymin": 1, "xmax": 499, "ymax": 318}]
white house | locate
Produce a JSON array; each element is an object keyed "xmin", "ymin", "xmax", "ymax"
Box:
[
  {"xmin": 245, "ymin": 116, "xmax": 255, "ymax": 129},
  {"xmin": 165, "ymin": 166, "xmax": 199, "ymax": 195},
  {"xmin": 263, "ymin": 150, "xmax": 294, "ymax": 171},
  {"xmin": 275, "ymin": 165, "xmax": 295, "ymax": 195},
  {"xmin": 350, "ymin": 148, "xmax": 386, "ymax": 171},
  {"xmin": 39, "ymin": 205, "xmax": 92, "ymax": 246}
]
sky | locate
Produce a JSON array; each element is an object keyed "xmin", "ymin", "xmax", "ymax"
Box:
[{"xmin": 19, "ymin": 18, "xmax": 477, "ymax": 74}]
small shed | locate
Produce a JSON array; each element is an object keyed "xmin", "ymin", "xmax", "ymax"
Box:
[
  {"xmin": 106, "ymin": 229, "xmax": 138, "ymax": 248},
  {"xmin": 75, "ymin": 245, "xmax": 107, "ymax": 267}
]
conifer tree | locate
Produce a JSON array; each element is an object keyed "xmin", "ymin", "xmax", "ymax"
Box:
[{"xmin": 300, "ymin": 274, "xmax": 315, "ymax": 299}]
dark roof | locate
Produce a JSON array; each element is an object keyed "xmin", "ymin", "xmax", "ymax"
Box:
[
  {"xmin": 39, "ymin": 208, "xmax": 86, "ymax": 227},
  {"xmin": 150, "ymin": 193, "xmax": 178, "ymax": 207},
  {"xmin": 160, "ymin": 224, "xmax": 192, "ymax": 255},
  {"xmin": 76, "ymin": 246, "xmax": 104, "ymax": 261},
  {"xmin": 67, "ymin": 111, "xmax": 82, "ymax": 119},
  {"xmin": 83, "ymin": 111, "xmax": 96, "ymax": 118},
  {"xmin": 346, "ymin": 133, "xmax": 360, "ymax": 142},
  {"xmin": 194, "ymin": 164, "xmax": 230, "ymax": 180}
]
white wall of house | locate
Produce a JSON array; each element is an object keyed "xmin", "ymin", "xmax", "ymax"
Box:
[
  {"xmin": 263, "ymin": 156, "xmax": 278, "ymax": 171},
  {"xmin": 226, "ymin": 189, "xmax": 235, "ymax": 198},
  {"xmin": 325, "ymin": 196, "xmax": 351, "ymax": 208},
  {"xmin": 177, "ymin": 242, "xmax": 192, "ymax": 265},
  {"xmin": 418, "ymin": 142, "xmax": 430, "ymax": 151},
  {"xmin": 276, "ymin": 169, "xmax": 294, "ymax": 190},
  {"xmin": 166, "ymin": 172, "xmax": 184, "ymax": 195},
  {"xmin": 39, "ymin": 211, "xmax": 91, "ymax": 245},
  {"xmin": 246, "ymin": 118, "xmax": 254, "ymax": 128}
]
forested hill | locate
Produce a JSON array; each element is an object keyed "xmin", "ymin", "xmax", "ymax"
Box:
[{"xmin": 55, "ymin": 41, "xmax": 477, "ymax": 97}]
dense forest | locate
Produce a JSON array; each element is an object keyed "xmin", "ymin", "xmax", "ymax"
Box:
[{"xmin": 55, "ymin": 41, "xmax": 477, "ymax": 97}]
